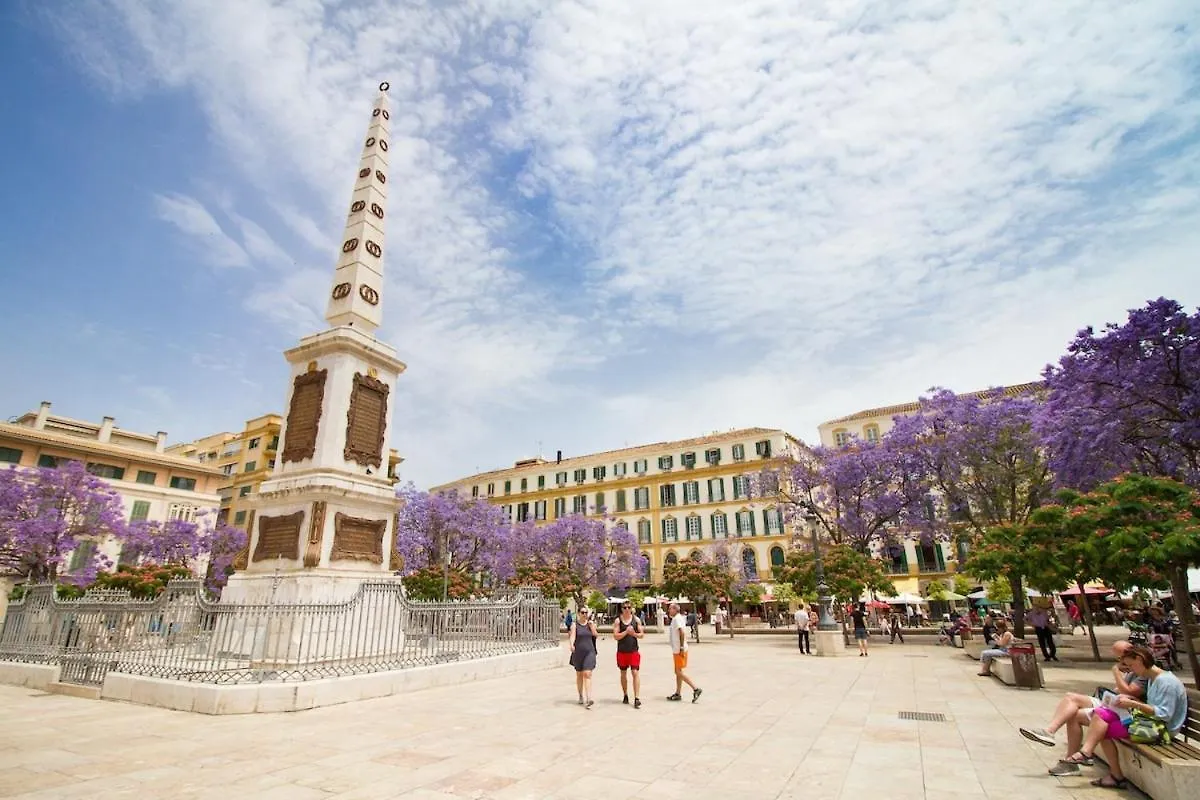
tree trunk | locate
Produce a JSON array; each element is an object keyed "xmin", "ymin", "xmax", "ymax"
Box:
[
  {"xmin": 1169, "ymin": 564, "xmax": 1199, "ymax": 689},
  {"xmin": 1077, "ymin": 580, "xmax": 1102, "ymax": 662},
  {"xmin": 1008, "ymin": 574, "xmax": 1027, "ymax": 639}
]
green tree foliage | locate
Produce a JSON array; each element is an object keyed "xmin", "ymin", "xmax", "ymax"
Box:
[
  {"xmin": 952, "ymin": 574, "xmax": 973, "ymax": 596},
  {"xmin": 661, "ymin": 557, "xmax": 733, "ymax": 604},
  {"xmin": 924, "ymin": 580, "xmax": 949, "ymax": 601},
  {"xmin": 586, "ymin": 590, "xmax": 608, "ymax": 614},
  {"xmin": 985, "ymin": 577, "xmax": 1012, "ymax": 604},
  {"xmin": 775, "ymin": 544, "xmax": 895, "ymax": 603},
  {"xmin": 401, "ymin": 566, "xmax": 475, "ymax": 601}
]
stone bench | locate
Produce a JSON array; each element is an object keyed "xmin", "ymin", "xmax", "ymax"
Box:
[
  {"xmin": 989, "ymin": 656, "xmax": 1043, "ymax": 688},
  {"xmin": 1103, "ymin": 699, "xmax": 1200, "ymax": 800}
]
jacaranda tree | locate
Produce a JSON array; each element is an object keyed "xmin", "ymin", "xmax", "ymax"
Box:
[
  {"xmin": 512, "ymin": 514, "xmax": 639, "ymax": 609},
  {"xmin": 0, "ymin": 461, "xmax": 130, "ymax": 584},
  {"xmin": 393, "ymin": 485, "xmax": 515, "ymax": 593},
  {"xmin": 889, "ymin": 389, "xmax": 1052, "ymax": 636}
]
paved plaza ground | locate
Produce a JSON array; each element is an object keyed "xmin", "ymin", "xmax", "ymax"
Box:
[{"xmin": 0, "ymin": 632, "xmax": 1167, "ymax": 800}]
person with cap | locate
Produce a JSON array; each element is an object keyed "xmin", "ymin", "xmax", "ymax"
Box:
[{"xmin": 666, "ymin": 602, "xmax": 702, "ymax": 703}]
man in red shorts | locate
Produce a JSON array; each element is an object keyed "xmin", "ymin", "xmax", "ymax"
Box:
[{"xmin": 613, "ymin": 601, "xmax": 644, "ymax": 708}]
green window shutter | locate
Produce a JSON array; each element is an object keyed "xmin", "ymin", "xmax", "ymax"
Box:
[
  {"xmin": 130, "ymin": 501, "xmax": 151, "ymax": 522},
  {"xmin": 936, "ymin": 543, "xmax": 946, "ymax": 571},
  {"xmin": 750, "ymin": 511, "xmax": 757, "ymax": 535}
]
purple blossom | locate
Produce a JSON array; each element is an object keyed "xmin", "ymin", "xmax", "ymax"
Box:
[
  {"xmin": 0, "ymin": 461, "xmax": 129, "ymax": 583},
  {"xmin": 512, "ymin": 513, "xmax": 640, "ymax": 607},
  {"xmin": 1037, "ymin": 297, "xmax": 1200, "ymax": 490},
  {"xmin": 394, "ymin": 484, "xmax": 516, "ymax": 581}
]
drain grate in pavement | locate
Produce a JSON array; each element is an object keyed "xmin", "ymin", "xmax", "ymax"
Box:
[{"xmin": 898, "ymin": 711, "xmax": 947, "ymax": 722}]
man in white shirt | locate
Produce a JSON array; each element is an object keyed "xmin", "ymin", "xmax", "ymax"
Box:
[
  {"xmin": 666, "ymin": 602, "xmax": 702, "ymax": 702},
  {"xmin": 795, "ymin": 604, "xmax": 811, "ymax": 654}
]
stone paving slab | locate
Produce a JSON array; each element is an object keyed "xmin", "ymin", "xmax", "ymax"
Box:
[{"xmin": 0, "ymin": 635, "xmax": 1158, "ymax": 799}]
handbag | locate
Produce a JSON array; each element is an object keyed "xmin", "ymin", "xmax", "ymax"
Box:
[{"xmin": 1127, "ymin": 710, "xmax": 1170, "ymax": 745}]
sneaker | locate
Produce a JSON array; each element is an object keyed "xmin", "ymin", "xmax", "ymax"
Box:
[
  {"xmin": 585, "ymin": 699, "xmax": 594, "ymax": 709},
  {"xmin": 667, "ymin": 693, "xmax": 682, "ymax": 701},
  {"xmin": 622, "ymin": 695, "xmax": 629, "ymax": 705},
  {"xmin": 1047, "ymin": 760, "xmax": 1081, "ymax": 776},
  {"xmin": 1019, "ymin": 727, "xmax": 1056, "ymax": 747},
  {"xmin": 578, "ymin": 697, "xmax": 584, "ymax": 705},
  {"xmin": 633, "ymin": 698, "xmax": 641, "ymax": 709},
  {"xmin": 692, "ymin": 688, "xmax": 703, "ymax": 703}
]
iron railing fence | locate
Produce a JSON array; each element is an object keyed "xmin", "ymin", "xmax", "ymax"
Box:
[{"xmin": 0, "ymin": 579, "xmax": 561, "ymax": 687}]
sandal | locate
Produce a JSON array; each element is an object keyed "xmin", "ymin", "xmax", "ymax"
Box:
[
  {"xmin": 1065, "ymin": 751, "xmax": 1095, "ymax": 766},
  {"xmin": 976, "ymin": 672, "xmax": 991, "ymax": 677},
  {"xmin": 1089, "ymin": 777, "xmax": 1127, "ymax": 789}
]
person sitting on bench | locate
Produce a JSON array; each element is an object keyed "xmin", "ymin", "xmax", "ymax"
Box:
[
  {"xmin": 977, "ymin": 619, "xmax": 1013, "ymax": 676},
  {"xmin": 1049, "ymin": 644, "xmax": 1186, "ymax": 788},
  {"xmin": 1018, "ymin": 641, "xmax": 1144, "ymax": 774}
]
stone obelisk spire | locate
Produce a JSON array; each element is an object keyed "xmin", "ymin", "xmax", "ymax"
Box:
[
  {"xmin": 226, "ymin": 83, "xmax": 406, "ymax": 602},
  {"xmin": 325, "ymin": 82, "xmax": 391, "ymax": 332}
]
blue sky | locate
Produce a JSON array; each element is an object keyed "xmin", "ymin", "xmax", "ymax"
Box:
[{"xmin": 2, "ymin": 1, "xmax": 1199, "ymax": 487}]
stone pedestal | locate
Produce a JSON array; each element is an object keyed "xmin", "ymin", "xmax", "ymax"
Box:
[{"xmin": 814, "ymin": 629, "xmax": 846, "ymax": 657}]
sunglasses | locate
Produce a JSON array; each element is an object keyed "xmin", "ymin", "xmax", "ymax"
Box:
[{"xmin": 622, "ymin": 605, "xmax": 632, "ymax": 609}]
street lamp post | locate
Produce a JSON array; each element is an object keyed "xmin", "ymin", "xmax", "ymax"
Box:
[
  {"xmin": 800, "ymin": 502, "xmax": 838, "ymax": 631},
  {"xmin": 441, "ymin": 530, "xmax": 451, "ymax": 602}
]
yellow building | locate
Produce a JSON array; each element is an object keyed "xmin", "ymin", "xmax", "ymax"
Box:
[
  {"xmin": 170, "ymin": 415, "xmax": 403, "ymax": 535},
  {"xmin": 433, "ymin": 428, "xmax": 807, "ymax": 592},
  {"xmin": 815, "ymin": 381, "xmax": 1043, "ymax": 595},
  {"xmin": 0, "ymin": 401, "xmax": 223, "ymax": 577}
]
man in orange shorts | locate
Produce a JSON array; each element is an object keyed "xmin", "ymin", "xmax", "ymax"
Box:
[{"xmin": 666, "ymin": 602, "xmax": 701, "ymax": 702}]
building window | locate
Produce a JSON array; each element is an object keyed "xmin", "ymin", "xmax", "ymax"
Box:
[
  {"xmin": 487, "ymin": 482, "xmax": 495, "ymax": 496},
  {"xmin": 68, "ymin": 540, "xmax": 97, "ymax": 573},
  {"xmin": 535, "ymin": 500, "xmax": 547, "ymax": 520},
  {"xmin": 614, "ymin": 462, "xmax": 627, "ymax": 477},
  {"xmin": 129, "ymin": 500, "xmax": 151, "ymax": 522},
  {"xmin": 732, "ymin": 476, "xmax": 750, "ymax": 500},
  {"xmin": 221, "ymin": 464, "xmax": 235, "ymax": 476},
  {"xmin": 633, "ymin": 459, "xmax": 648, "ymax": 474},
  {"xmin": 662, "ymin": 517, "xmax": 678, "ymax": 543},
  {"xmin": 658, "ymin": 455, "xmax": 673, "ymax": 471},
  {"xmin": 637, "ymin": 519, "xmax": 652, "ymax": 545},
  {"xmin": 685, "ymin": 515, "xmax": 702, "ymax": 541},
  {"xmin": 516, "ymin": 502, "xmax": 530, "ymax": 522},
  {"xmin": 234, "ymin": 510, "xmax": 247, "ymax": 525},
  {"xmin": 833, "ymin": 429, "xmax": 849, "ymax": 447},
  {"xmin": 755, "ymin": 440, "xmax": 772, "ymax": 458},
  {"xmin": 239, "ymin": 486, "xmax": 251, "ymax": 497},
  {"xmin": 471, "ymin": 485, "xmax": 479, "ymax": 498},
  {"xmin": 659, "ymin": 484, "xmax": 676, "ymax": 507},
  {"xmin": 249, "ymin": 437, "xmax": 261, "ymax": 449},
  {"xmin": 169, "ymin": 476, "xmax": 197, "ymax": 491},
  {"xmin": 221, "ymin": 442, "xmax": 242, "ymax": 457},
  {"xmin": 736, "ymin": 510, "xmax": 755, "ymax": 536},
  {"xmin": 731, "ymin": 444, "xmax": 745, "ymax": 462},
  {"xmin": 711, "ymin": 512, "xmax": 728, "ymax": 538},
  {"xmin": 682, "ymin": 481, "xmax": 699, "ymax": 505},
  {"xmin": 681, "ymin": 452, "xmax": 696, "ymax": 469},
  {"xmin": 168, "ymin": 503, "xmax": 198, "ymax": 522},
  {"xmin": 742, "ymin": 548, "xmax": 759, "ymax": 578},
  {"xmin": 864, "ymin": 425, "xmax": 880, "ymax": 443},
  {"xmin": 594, "ymin": 492, "xmax": 605, "ymax": 512},
  {"xmin": 37, "ymin": 454, "xmax": 60, "ymax": 468},
  {"xmin": 554, "ymin": 497, "xmax": 566, "ymax": 518},
  {"xmin": 0, "ymin": 447, "xmax": 21, "ymax": 464},
  {"xmin": 573, "ymin": 495, "xmax": 587, "ymax": 514},
  {"xmin": 268, "ymin": 458, "xmax": 276, "ymax": 470},
  {"xmin": 639, "ymin": 554, "xmax": 651, "ymax": 581},
  {"xmin": 707, "ymin": 478, "xmax": 725, "ymax": 502},
  {"xmin": 520, "ymin": 477, "xmax": 528, "ymax": 492},
  {"xmin": 537, "ymin": 475, "xmax": 546, "ymax": 489},
  {"xmin": 634, "ymin": 487, "xmax": 649, "ymax": 510},
  {"xmin": 764, "ymin": 508, "xmax": 782, "ymax": 535},
  {"xmin": 593, "ymin": 465, "xmax": 607, "ymax": 481},
  {"xmin": 770, "ymin": 546, "xmax": 786, "ymax": 568},
  {"xmin": 87, "ymin": 463, "xmax": 126, "ymax": 480},
  {"xmin": 135, "ymin": 470, "xmax": 156, "ymax": 485},
  {"xmin": 244, "ymin": 461, "xmax": 256, "ymax": 472},
  {"xmin": 556, "ymin": 471, "xmax": 567, "ymax": 486},
  {"xmin": 503, "ymin": 480, "xmax": 512, "ymax": 495},
  {"xmin": 705, "ymin": 448, "xmax": 721, "ymax": 465},
  {"xmin": 665, "ymin": 552, "xmax": 678, "ymax": 565},
  {"xmin": 573, "ymin": 468, "xmax": 587, "ymax": 484},
  {"xmin": 615, "ymin": 489, "xmax": 627, "ymax": 512},
  {"xmin": 268, "ymin": 436, "xmax": 279, "ymax": 450}
]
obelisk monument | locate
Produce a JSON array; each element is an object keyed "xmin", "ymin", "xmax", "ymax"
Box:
[{"xmin": 223, "ymin": 82, "xmax": 406, "ymax": 604}]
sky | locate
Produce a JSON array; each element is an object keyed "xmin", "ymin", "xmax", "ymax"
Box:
[{"xmin": 1, "ymin": 0, "xmax": 1198, "ymax": 488}]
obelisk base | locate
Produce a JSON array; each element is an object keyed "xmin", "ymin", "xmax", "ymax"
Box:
[{"xmin": 814, "ymin": 629, "xmax": 847, "ymax": 657}]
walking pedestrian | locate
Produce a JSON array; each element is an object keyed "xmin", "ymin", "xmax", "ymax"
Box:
[
  {"xmin": 613, "ymin": 601, "xmax": 644, "ymax": 708},
  {"xmin": 666, "ymin": 602, "xmax": 701, "ymax": 703},
  {"xmin": 889, "ymin": 611, "xmax": 905, "ymax": 644},
  {"xmin": 795, "ymin": 604, "xmax": 811, "ymax": 654},
  {"xmin": 852, "ymin": 602, "xmax": 869, "ymax": 656},
  {"xmin": 1067, "ymin": 600, "xmax": 1083, "ymax": 634},
  {"xmin": 569, "ymin": 607, "xmax": 598, "ymax": 708},
  {"xmin": 1028, "ymin": 604, "xmax": 1058, "ymax": 662}
]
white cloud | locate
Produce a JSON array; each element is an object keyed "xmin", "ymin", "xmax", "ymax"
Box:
[
  {"xmin": 54, "ymin": 0, "xmax": 1200, "ymax": 485},
  {"xmin": 152, "ymin": 193, "xmax": 250, "ymax": 269}
]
